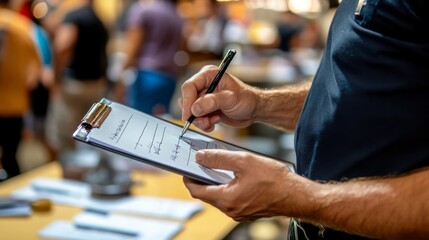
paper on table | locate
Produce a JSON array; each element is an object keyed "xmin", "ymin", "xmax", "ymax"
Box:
[
  {"xmin": 12, "ymin": 177, "xmax": 203, "ymax": 220},
  {"xmin": 39, "ymin": 212, "xmax": 182, "ymax": 240},
  {"xmin": 31, "ymin": 177, "xmax": 91, "ymax": 197},
  {"xmin": 73, "ymin": 211, "xmax": 183, "ymax": 239},
  {"xmin": 0, "ymin": 197, "xmax": 31, "ymax": 217},
  {"xmin": 39, "ymin": 220, "xmax": 134, "ymax": 240},
  {"xmin": 110, "ymin": 196, "xmax": 203, "ymax": 219}
]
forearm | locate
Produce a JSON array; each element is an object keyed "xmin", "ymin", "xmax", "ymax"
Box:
[
  {"xmin": 254, "ymin": 80, "xmax": 311, "ymax": 131},
  {"xmin": 53, "ymin": 24, "xmax": 76, "ymax": 83},
  {"xmin": 293, "ymin": 168, "xmax": 429, "ymax": 239}
]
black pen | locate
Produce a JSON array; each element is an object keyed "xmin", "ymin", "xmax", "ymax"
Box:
[{"xmin": 179, "ymin": 49, "xmax": 236, "ymax": 138}]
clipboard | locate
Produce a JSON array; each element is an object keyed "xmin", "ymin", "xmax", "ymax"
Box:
[{"xmin": 73, "ymin": 98, "xmax": 295, "ymax": 185}]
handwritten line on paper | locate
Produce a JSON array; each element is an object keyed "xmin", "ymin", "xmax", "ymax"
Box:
[
  {"xmin": 135, "ymin": 121, "xmax": 148, "ymax": 150},
  {"xmin": 154, "ymin": 127, "xmax": 166, "ymax": 155},
  {"xmin": 170, "ymin": 138, "xmax": 181, "ymax": 161},
  {"xmin": 148, "ymin": 123, "xmax": 158, "ymax": 154},
  {"xmin": 116, "ymin": 115, "xmax": 134, "ymax": 143}
]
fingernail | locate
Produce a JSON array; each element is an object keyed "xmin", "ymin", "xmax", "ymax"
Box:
[
  {"xmin": 192, "ymin": 103, "xmax": 202, "ymax": 116},
  {"xmin": 194, "ymin": 119, "xmax": 203, "ymax": 129}
]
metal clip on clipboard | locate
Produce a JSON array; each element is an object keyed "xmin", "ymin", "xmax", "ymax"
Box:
[{"xmin": 74, "ymin": 98, "xmax": 112, "ymax": 141}]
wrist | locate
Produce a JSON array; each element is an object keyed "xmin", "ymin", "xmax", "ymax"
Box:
[
  {"xmin": 253, "ymin": 88, "xmax": 294, "ymax": 129},
  {"xmin": 251, "ymin": 87, "xmax": 266, "ymax": 123},
  {"xmin": 251, "ymin": 82, "xmax": 310, "ymax": 130},
  {"xmin": 280, "ymin": 173, "xmax": 328, "ymax": 221}
]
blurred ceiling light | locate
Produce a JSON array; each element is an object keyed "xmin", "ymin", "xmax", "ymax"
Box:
[
  {"xmin": 32, "ymin": 1, "xmax": 49, "ymax": 19},
  {"xmin": 288, "ymin": 0, "xmax": 327, "ymax": 16},
  {"xmin": 223, "ymin": 0, "xmax": 328, "ymax": 15},
  {"xmin": 266, "ymin": 0, "xmax": 288, "ymax": 11},
  {"xmin": 244, "ymin": 0, "xmax": 288, "ymax": 11},
  {"xmin": 244, "ymin": 0, "xmax": 266, "ymax": 9}
]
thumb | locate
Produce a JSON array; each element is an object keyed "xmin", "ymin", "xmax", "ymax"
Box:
[{"xmin": 195, "ymin": 149, "xmax": 245, "ymax": 172}]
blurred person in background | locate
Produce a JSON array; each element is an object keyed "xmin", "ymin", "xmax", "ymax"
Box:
[
  {"xmin": 18, "ymin": 0, "xmax": 55, "ymax": 161},
  {"xmin": 0, "ymin": 0, "xmax": 41, "ymax": 180},
  {"xmin": 184, "ymin": 0, "xmax": 227, "ymax": 61},
  {"xmin": 116, "ymin": 0, "xmax": 183, "ymax": 116},
  {"xmin": 46, "ymin": 0, "xmax": 108, "ymax": 158},
  {"xmin": 275, "ymin": 11, "xmax": 322, "ymax": 53},
  {"xmin": 275, "ymin": 11, "xmax": 304, "ymax": 53}
]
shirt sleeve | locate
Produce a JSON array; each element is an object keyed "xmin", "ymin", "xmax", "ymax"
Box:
[{"xmin": 126, "ymin": 3, "xmax": 151, "ymax": 29}]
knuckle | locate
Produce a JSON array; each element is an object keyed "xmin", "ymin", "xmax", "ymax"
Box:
[
  {"xmin": 236, "ymin": 151, "xmax": 250, "ymax": 162},
  {"xmin": 237, "ymin": 151, "xmax": 250, "ymax": 159},
  {"xmin": 201, "ymin": 65, "xmax": 217, "ymax": 72},
  {"xmin": 181, "ymin": 80, "xmax": 193, "ymax": 91},
  {"xmin": 211, "ymin": 151, "xmax": 221, "ymax": 165},
  {"xmin": 206, "ymin": 95, "xmax": 217, "ymax": 109}
]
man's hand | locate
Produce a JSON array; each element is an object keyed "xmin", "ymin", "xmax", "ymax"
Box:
[
  {"xmin": 183, "ymin": 149, "xmax": 317, "ymax": 222},
  {"xmin": 184, "ymin": 149, "xmax": 429, "ymax": 239},
  {"xmin": 180, "ymin": 65, "xmax": 260, "ymax": 132},
  {"xmin": 180, "ymin": 65, "xmax": 311, "ymax": 132}
]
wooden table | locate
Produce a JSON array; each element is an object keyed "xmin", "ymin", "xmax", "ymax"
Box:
[{"xmin": 0, "ymin": 162, "xmax": 237, "ymax": 240}]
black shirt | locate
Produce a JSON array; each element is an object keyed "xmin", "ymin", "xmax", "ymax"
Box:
[
  {"xmin": 294, "ymin": 0, "xmax": 429, "ymax": 239},
  {"xmin": 63, "ymin": 6, "xmax": 108, "ymax": 80}
]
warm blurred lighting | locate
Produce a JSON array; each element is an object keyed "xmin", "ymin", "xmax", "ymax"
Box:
[
  {"xmin": 266, "ymin": 0, "xmax": 288, "ymax": 11},
  {"xmin": 235, "ymin": 0, "xmax": 329, "ymax": 15},
  {"xmin": 247, "ymin": 21, "xmax": 278, "ymax": 45},
  {"xmin": 288, "ymin": 0, "xmax": 327, "ymax": 17},
  {"xmin": 226, "ymin": 2, "xmax": 248, "ymax": 22},
  {"xmin": 244, "ymin": 0, "xmax": 288, "ymax": 11},
  {"xmin": 94, "ymin": 0, "xmax": 120, "ymax": 26},
  {"xmin": 32, "ymin": 1, "xmax": 49, "ymax": 19},
  {"xmin": 244, "ymin": 0, "xmax": 266, "ymax": 9}
]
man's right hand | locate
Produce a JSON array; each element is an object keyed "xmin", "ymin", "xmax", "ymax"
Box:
[{"xmin": 180, "ymin": 65, "xmax": 261, "ymax": 132}]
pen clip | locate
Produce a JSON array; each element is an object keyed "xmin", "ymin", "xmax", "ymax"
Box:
[{"xmin": 218, "ymin": 49, "xmax": 236, "ymax": 68}]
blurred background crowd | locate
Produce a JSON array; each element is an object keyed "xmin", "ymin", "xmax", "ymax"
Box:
[{"xmin": 0, "ymin": 0, "xmax": 340, "ymax": 181}]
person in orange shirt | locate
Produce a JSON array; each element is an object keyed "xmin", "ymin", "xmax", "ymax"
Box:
[{"xmin": 0, "ymin": 0, "xmax": 41, "ymax": 180}]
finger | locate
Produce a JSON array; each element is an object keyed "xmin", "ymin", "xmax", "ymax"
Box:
[
  {"xmin": 210, "ymin": 115, "xmax": 222, "ymax": 125},
  {"xmin": 181, "ymin": 66, "xmax": 219, "ymax": 121},
  {"xmin": 183, "ymin": 177, "xmax": 224, "ymax": 204},
  {"xmin": 193, "ymin": 118, "xmax": 215, "ymax": 132},
  {"xmin": 195, "ymin": 149, "xmax": 247, "ymax": 172},
  {"xmin": 192, "ymin": 114, "xmax": 220, "ymax": 132},
  {"xmin": 191, "ymin": 90, "xmax": 237, "ymax": 117},
  {"xmin": 178, "ymin": 98, "xmax": 183, "ymax": 109}
]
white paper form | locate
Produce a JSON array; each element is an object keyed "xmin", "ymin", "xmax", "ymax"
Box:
[
  {"xmin": 39, "ymin": 211, "xmax": 182, "ymax": 240},
  {"xmin": 72, "ymin": 211, "xmax": 183, "ymax": 239},
  {"xmin": 86, "ymin": 102, "xmax": 241, "ymax": 184},
  {"xmin": 12, "ymin": 177, "xmax": 203, "ymax": 220}
]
